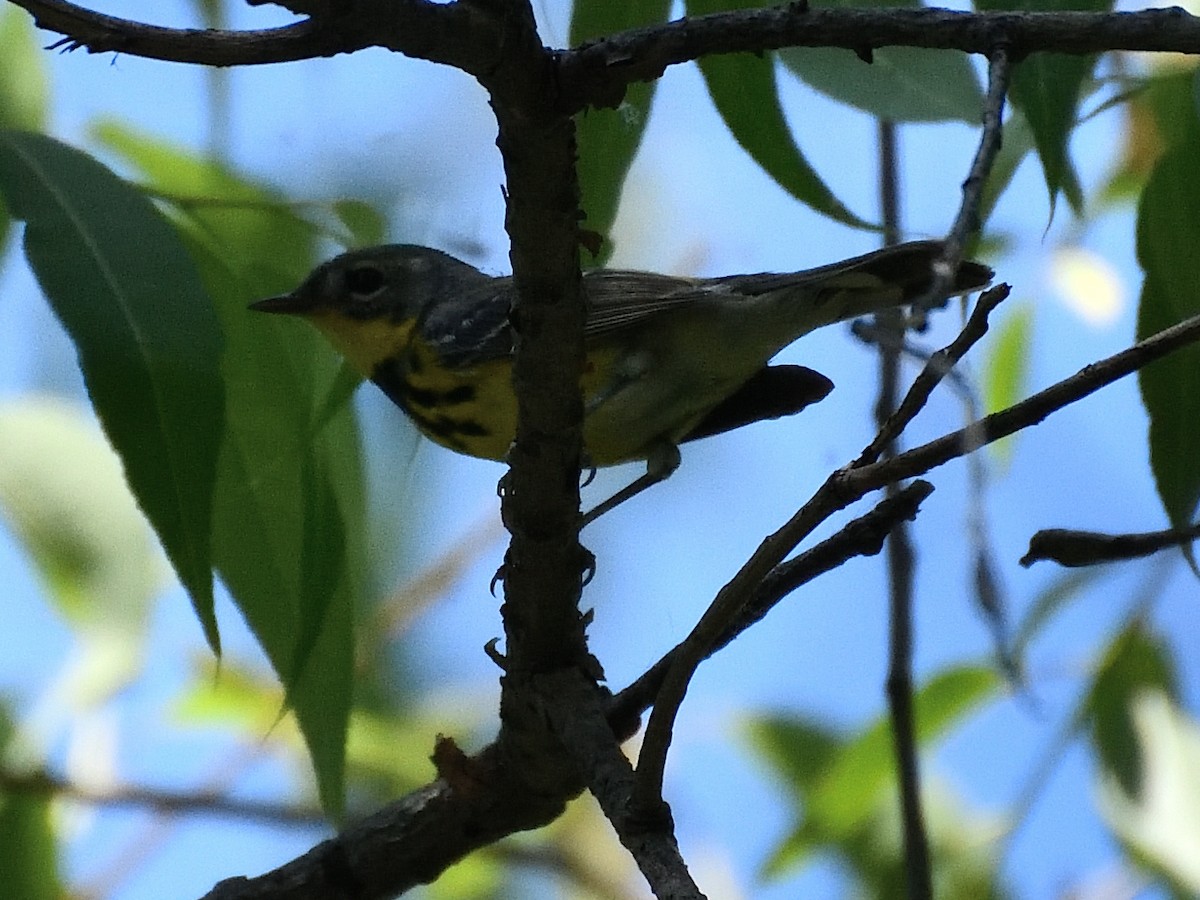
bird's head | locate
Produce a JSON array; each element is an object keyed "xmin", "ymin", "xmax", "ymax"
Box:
[{"xmin": 250, "ymin": 244, "xmax": 484, "ymax": 376}]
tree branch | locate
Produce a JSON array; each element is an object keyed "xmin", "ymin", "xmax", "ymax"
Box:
[
  {"xmin": 10, "ymin": 2, "xmax": 1200, "ymax": 98},
  {"xmin": 560, "ymin": 7, "xmax": 1200, "ymax": 109},
  {"xmin": 0, "ymin": 768, "xmax": 326, "ymax": 827},
  {"xmin": 607, "ymin": 480, "xmax": 935, "ymax": 739},
  {"xmin": 1020, "ymin": 522, "xmax": 1200, "ymax": 568}
]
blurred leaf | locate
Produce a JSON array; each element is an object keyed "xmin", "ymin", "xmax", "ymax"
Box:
[
  {"xmin": 0, "ymin": 398, "xmax": 167, "ymax": 628},
  {"xmin": 1099, "ymin": 692, "xmax": 1200, "ymax": 894},
  {"xmin": 0, "ymin": 8, "xmax": 48, "ymax": 132},
  {"xmin": 745, "ymin": 715, "xmax": 843, "ymax": 799},
  {"xmin": 570, "ymin": 0, "xmax": 671, "ymax": 263},
  {"xmin": 807, "ymin": 665, "xmax": 1000, "ymax": 836},
  {"xmin": 1136, "ymin": 142, "xmax": 1200, "ymax": 533},
  {"xmin": 780, "ymin": 0, "xmax": 983, "ymax": 123},
  {"xmin": 0, "ymin": 129, "xmax": 225, "ymax": 652},
  {"xmin": 850, "ymin": 779, "xmax": 1008, "ymax": 900},
  {"xmin": 752, "ymin": 665, "xmax": 1000, "ymax": 877},
  {"xmin": 1084, "ymin": 624, "xmax": 1177, "ymax": 798},
  {"xmin": 332, "ymin": 198, "xmax": 386, "ymax": 248},
  {"xmin": 0, "ymin": 398, "xmax": 167, "ymax": 706},
  {"xmin": 97, "ymin": 122, "xmax": 367, "ymax": 817},
  {"xmin": 687, "ymin": 0, "xmax": 873, "ymax": 230},
  {"xmin": 982, "ymin": 303, "xmax": 1033, "ymax": 464},
  {"xmin": 0, "ymin": 6, "xmax": 49, "ymax": 253},
  {"xmin": 0, "ymin": 707, "xmax": 62, "ymax": 900},
  {"xmin": 176, "ymin": 658, "xmax": 294, "ymax": 733},
  {"xmin": 1010, "ymin": 568, "xmax": 1104, "ymax": 661},
  {"xmin": 1147, "ymin": 67, "xmax": 1200, "ymax": 151},
  {"xmin": 975, "ymin": 0, "xmax": 1112, "ymax": 216}
]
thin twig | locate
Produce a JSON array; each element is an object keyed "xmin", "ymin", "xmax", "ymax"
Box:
[
  {"xmin": 874, "ymin": 115, "xmax": 932, "ymax": 900},
  {"xmin": 1020, "ymin": 522, "xmax": 1200, "ymax": 567},
  {"xmin": 853, "ymin": 309, "xmax": 1200, "ymax": 494},
  {"xmin": 856, "ymin": 285, "xmax": 1010, "ymax": 467},
  {"xmin": 607, "ymin": 481, "xmax": 935, "ymax": 738},
  {"xmin": 0, "ymin": 767, "xmax": 326, "ymax": 826},
  {"xmin": 630, "ymin": 305, "xmax": 1200, "ymax": 820}
]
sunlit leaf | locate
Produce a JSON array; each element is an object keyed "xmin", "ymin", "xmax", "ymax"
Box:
[
  {"xmin": 0, "ymin": 398, "xmax": 167, "ymax": 706},
  {"xmin": 570, "ymin": 0, "xmax": 671, "ymax": 263},
  {"xmin": 0, "ymin": 6, "xmax": 49, "ymax": 253},
  {"xmin": 750, "ymin": 665, "xmax": 1001, "ymax": 877},
  {"xmin": 806, "ymin": 665, "xmax": 1000, "ymax": 836},
  {"xmin": 0, "ymin": 9, "xmax": 47, "ymax": 132},
  {"xmin": 0, "ymin": 129, "xmax": 224, "ymax": 652},
  {"xmin": 982, "ymin": 303, "xmax": 1032, "ymax": 464},
  {"xmin": 332, "ymin": 198, "xmax": 387, "ymax": 248},
  {"xmin": 744, "ymin": 715, "xmax": 842, "ymax": 799}
]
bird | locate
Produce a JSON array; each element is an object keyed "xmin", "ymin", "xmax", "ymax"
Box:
[{"xmin": 251, "ymin": 241, "xmax": 992, "ymax": 523}]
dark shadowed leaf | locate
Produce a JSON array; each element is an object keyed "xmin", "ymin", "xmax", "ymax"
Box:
[
  {"xmin": 975, "ymin": 0, "xmax": 1112, "ymax": 215},
  {"xmin": 688, "ymin": 0, "xmax": 873, "ymax": 229},
  {"xmin": 1083, "ymin": 624, "xmax": 1177, "ymax": 797},
  {"xmin": 570, "ymin": 0, "xmax": 671, "ymax": 264},
  {"xmin": 1136, "ymin": 143, "xmax": 1200, "ymax": 533},
  {"xmin": 779, "ymin": 0, "xmax": 982, "ymax": 123},
  {"xmin": 0, "ymin": 129, "xmax": 224, "ymax": 652}
]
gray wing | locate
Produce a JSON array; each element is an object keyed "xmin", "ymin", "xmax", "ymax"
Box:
[
  {"xmin": 582, "ymin": 269, "xmax": 719, "ymax": 338},
  {"xmin": 579, "ymin": 241, "xmax": 976, "ymax": 338}
]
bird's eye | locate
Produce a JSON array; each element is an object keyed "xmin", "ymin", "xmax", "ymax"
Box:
[{"xmin": 345, "ymin": 265, "xmax": 386, "ymax": 299}]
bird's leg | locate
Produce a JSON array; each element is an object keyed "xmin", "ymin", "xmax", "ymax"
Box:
[{"xmin": 581, "ymin": 442, "xmax": 682, "ymax": 527}]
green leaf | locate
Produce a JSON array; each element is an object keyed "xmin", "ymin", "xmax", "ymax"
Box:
[
  {"xmin": 745, "ymin": 715, "xmax": 843, "ymax": 798},
  {"xmin": 1136, "ymin": 143, "xmax": 1200, "ymax": 532},
  {"xmin": 332, "ymin": 198, "xmax": 386, "ymax": 248},
  {"xmin": 687, "ymin": 0, "xmax": 873, "ymax": 229},
  {"xmin": 779, "ymin": 0, "xmax": 983, "ymax": 123},
  {"xmin": 0, "ymin": 706, "xmax": 64, "ymax": 900},
  {"xmin": 975, "ymin": 0, "xmax": 1112, "ymax": 216},
  {"xmin": 982, "ymin": 303, "xmax": 1033, "ymax": 464},
  {"xmin": 96, "ymin": 122, "xmax": 367, "ymax": 817},
  {"xmin": 0, "ymin": 129, "xmax": 225, "ymax": 652},
  {"xmin": 0, "ymin": 8, "xmax": 49, "ymax": 132},
  {"xmin": 806, "ymin": 665, "xmax": 1000, "ymax": 837},
  {"xmin": 0, "ymin": 398, "xmax": 168, "ymax": 706},
  {"xmin": 570, "ymin": 0, "xmax": 671, "ymax": 263},
  {"xmin": 1084, "ymin": 624, "xmax": 1177, "ymax": 798},
  {"xmin": 1098, "ymin": 692, "xmax": 1200, "ymax": 895},
  {"xmin": 751, "ymin": 665, "xmax": 1001, "ymax": 876},
  {"xmin": 1010, "ymin": 568, "xmax": 1104, "ymax": 662}
]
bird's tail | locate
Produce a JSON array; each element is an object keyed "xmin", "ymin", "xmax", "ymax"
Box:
[{"xmin": 720, "ymin": 240, "xmax": 993, "ymax": 332}]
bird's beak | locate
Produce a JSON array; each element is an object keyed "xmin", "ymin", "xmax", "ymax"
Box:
[{"xmin": 248, "ymin": 292, "xmax": 311, "ymax": 315}]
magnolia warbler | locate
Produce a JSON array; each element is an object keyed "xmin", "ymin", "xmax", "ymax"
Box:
[{"xmin": 252, "ymin": 241, "xmax": 991, "ymax": 521}]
